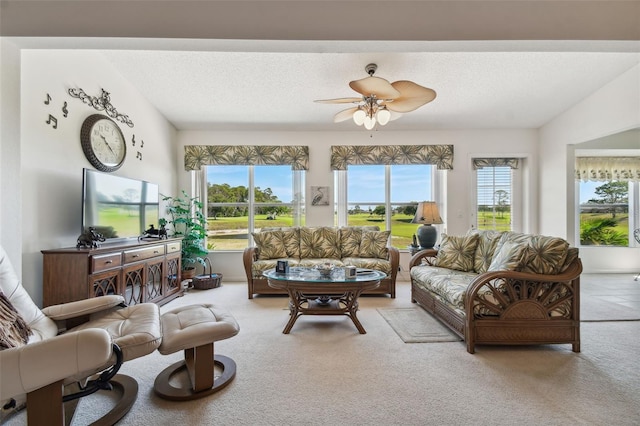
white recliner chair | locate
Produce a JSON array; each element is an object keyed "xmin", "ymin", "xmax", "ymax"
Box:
[{"xmin": 0, "ymin": 246, "xmax": 162, "ymax": 425}]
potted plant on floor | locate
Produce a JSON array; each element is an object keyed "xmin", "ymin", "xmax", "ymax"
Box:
[{"xmin": 161, "ymin": 190, "xmax": 209, "ymax": 281}]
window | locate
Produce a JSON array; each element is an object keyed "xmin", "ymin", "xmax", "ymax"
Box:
[
  {"xmin": 475, "ymin": 166, "xmax": 513, "ymax": 231},
  {"xmin": 205, "ymin": 165, "xmax": 305, "ymax": 250},
  {"xmin": 472, "ymin": 158, "xmax": 522, "ymax": 232},
  {"xmin": 575, "ymin": 155, "xmax": 640, "ymax": 247},
  {"xmin": 577, "ymin": 180, "xmax": 639, "ymax": 247},
  {"xmin": 337, "ymin": 164, "xmax": 434, "ymax": 249}
]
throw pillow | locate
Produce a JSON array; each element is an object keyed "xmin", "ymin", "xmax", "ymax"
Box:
[
  {"xmin": 488, "ymin": 240, "xmax": 529, "ymax": 272},
  {"xmin": 467, "ymin": 229, "xmax": 505, "ymax": 274},
  {"xmin": 252, "ymin": 231, "xmax": 288, "ymax": 260},
  {"xmin": 521, "ymin": 235, "xmax": 569, "ymax": 275},
  {"xmin": 0, "ymin": 292, "xmax": 32, "ymax": 350},
  {"xmin": 434, "ymin": 233, "xmax": 479, "ymax": 272},
  {"xmin": 358, "ymin": 231, "xmax": 391, "ymax": 259},
  {"xmin": 280, "ymin": 228, "xmax": 300, "ymax": 258},
  {"xmin": 299, "ymin": 227, "xmax": 341, "ymax": 258},
  {"xmin": 339, "ymin": 227, "xmax": 363, "ymax": 258}
]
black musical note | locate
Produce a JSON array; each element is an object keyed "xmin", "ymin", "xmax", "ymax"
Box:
[
  {"xmin": 46, "ymin": 114, "xmax": 58, "ymax": 129},
  {"xmin": 140, "ymin": 140, "xmax": 144, "ymax": 148},
  {"xmin": 62, "ymin": 102, "xmax": 68, "ymax": 118},
  {"xmin": 136, "ymin": 151, "xmax": 142, "ymax": 160},
  {"xmin": 44, "ymin": 94, "xmax": 51, "ymax": 105},
  {"xmin": 132, "ymin": 135, "xmax": 136, "ymax": 146}
]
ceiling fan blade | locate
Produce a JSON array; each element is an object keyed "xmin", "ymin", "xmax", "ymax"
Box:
[
  {"xmin": 315, "ymin": 97, "xmax": 362, "ymax": 104},
  {"xmin": 333, "ymin": 107, "xmax": 359, "ymax": 123},
  {"xmin": 386, "ymin": 81, "xmax": 437, "ymax": 113},
  {"xmin": 389, "ymin": 110, "xmax": 403, "ymax": 121},
  {"xmin": 349, "ymin": 76, "xmax": 400, "ymax": 99}
]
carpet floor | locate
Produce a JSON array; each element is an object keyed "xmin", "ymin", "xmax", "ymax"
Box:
[{"xmin": 5, "ymin": 277, "xmax": 640, "ymax": 425}]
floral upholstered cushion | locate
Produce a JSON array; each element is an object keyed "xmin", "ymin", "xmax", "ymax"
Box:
[
  {"xmin": 467, "ymin": 229, "xmax": 505, "ymax": 273},
  {"xmin": 339, "ymin": 227, "xmax": 363, "ymax": 258},
  {"xmin": 281, "ymin": 228, "xmax": 301, "ymax": 258},
  {"xmin": 299, "ymin": 227, "xmax": 341, "ymax": 258},
  {"xmin": 521, "ymin": 235, "xmax": 569, "ymax": 275},
  {"xmin": 342, "ymin": 257, "xmax": 393, "ymax": 275},
  {"xmin": 252, "ymin": 231, "xmax": 288, "ymax": 260},
  {"xmin": 488, "ymin": 240, "xmax": 529, "ymax": 271},
  {"xmin": 434, "ymin": 234, "xmax": 479, "ymax": 272},
  {"xmin": 358, "ymin": 231, "xmax": 390, "ymax": 259}
]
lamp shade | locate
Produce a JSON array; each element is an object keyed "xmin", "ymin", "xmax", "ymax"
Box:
[{"xmin": 411, "ymin": 201, "xmax": 443, "ymax": 225}]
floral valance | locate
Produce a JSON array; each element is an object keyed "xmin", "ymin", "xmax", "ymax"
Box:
[
  {"xmin": 473, "ymin": 158, "xmax": 519, "ymax": 170},
  {"xmin": 184, "ymin": 145, "xmax": 309, "ymax": 171},
  {"xmin": 575, "ymin": 156, "xmax": 640, "ymax": 182},
  {"xmin": 330, "ymin": 145, "xmax": 454, "ymax": 170}
]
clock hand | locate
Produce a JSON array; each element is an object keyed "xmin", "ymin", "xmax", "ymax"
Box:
[{"xmin": 100, "ymin": 134, "xmax": 116, "ymax": 155}]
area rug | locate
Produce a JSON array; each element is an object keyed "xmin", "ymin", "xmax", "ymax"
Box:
[{"xmin": 377, "ymin": 307, "xmax": 462, "ymax": 343}]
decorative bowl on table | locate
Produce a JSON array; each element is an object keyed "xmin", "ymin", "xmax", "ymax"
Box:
[{"xmin": 315, "ymin": 263, "xmax": 336, "ymax": 278}]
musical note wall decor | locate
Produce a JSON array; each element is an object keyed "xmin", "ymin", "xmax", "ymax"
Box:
[
  {"xmin": 46, "ymin": 114, "xmax": 58, "ymax": 129},
  {"xmin": 44, "ymin": 93, "xmax": 51, "ymax": 105},
  {"xmin": 136, "ymin": 151, "xmax": 143, "ymax": 160},
  {"xmin": 62, "ymin": 102, "xmax": 68, "ymax": 118},
  {"xmin": 132, "ymin": 135, "xmax": 136, "ymax": 146}
]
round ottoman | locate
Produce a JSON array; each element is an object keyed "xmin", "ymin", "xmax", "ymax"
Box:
[{"xmin": 154, "ymin": 304, "xmax": 239, "ymax": 401}]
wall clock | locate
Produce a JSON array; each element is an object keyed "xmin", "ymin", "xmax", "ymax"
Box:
[{"xmin": 80, "ymin": 114, "xmax": 127, "ymax": 172}]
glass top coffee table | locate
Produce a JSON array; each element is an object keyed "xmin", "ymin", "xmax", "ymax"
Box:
[{"xmin": 263, "ymin": 267, "xmax": 387, "ymax": 334}]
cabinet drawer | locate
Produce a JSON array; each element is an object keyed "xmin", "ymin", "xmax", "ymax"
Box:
[
  {"xmin": 124, "ymin": 245, "xmax": 165, "ymax": 263},
  {"xmin": 91, "ymin": 253, "xmax": 122, "ymax": 273},
  {"xmin": 166, "ymin": 241, "xmax": 181, "ymax": 254}
]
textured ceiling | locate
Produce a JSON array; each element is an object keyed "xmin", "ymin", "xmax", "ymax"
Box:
[{"xmin": 100, "ymin": 43, "xmax": 640, "ymax": 131}]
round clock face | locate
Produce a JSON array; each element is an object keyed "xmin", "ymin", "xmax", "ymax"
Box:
[{"xmin": 80, "ymin": 114, "xmax": 127, "ymax": 172}]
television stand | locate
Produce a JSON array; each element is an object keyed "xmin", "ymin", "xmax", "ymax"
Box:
[{"xmin": 42, "ymin": 238, "xmax": 183, "ymax": 307}]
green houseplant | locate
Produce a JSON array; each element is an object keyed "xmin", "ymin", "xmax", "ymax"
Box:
[{"xmin": 161, "ymin": 191, "xmax": 209, "ymax": 279}]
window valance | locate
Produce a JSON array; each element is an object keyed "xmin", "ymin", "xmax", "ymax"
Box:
[
  {"xmin": 575, "ymin": 157, "xmax": 640, "ymax": 182},
  {"xmin": 184, "ymin": 145, "xmax": 309, "ymax": 171},
  {"xmin": 330, "ymin": 145, "xmax": 454, "ymax": 170},
  {"xmin": 472, "ymin": 158, "xmax": 519, "ymax": 170}
]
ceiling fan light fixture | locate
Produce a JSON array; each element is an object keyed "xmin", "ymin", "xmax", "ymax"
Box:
[
  {"xmin": 376, "ymin": 108, "xmax": 391, "ymax": 126},
  {"xmin": 353, "ymin": 109, "xmax": 366, "ymax": 126},
  {"xmin": 363, "ymin": 116, "xmax": 375, "ymax": 130},
  {"xmin": 316, "ymin": 63, "xmax": 436, "ymax": 131}
]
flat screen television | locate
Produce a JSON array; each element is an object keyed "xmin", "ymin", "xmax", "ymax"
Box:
[{"xmin": 82, "ymin": 168, "xmax": 160, "ymax": 241}]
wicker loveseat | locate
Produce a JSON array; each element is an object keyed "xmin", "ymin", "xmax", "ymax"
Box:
[
  {"xmin": 409, "ymin": 229, "xmax": 582, "ymax": 354},
  {"xmin": 243, "ymin": 226, "xmax": 399, "ymax": 299}
]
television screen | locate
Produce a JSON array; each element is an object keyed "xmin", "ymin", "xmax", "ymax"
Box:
[{"xmin": 82, "ymin": 168, "xmax": 159, "ymax": 240}]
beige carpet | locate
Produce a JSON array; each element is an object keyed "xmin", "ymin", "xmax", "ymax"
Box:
[
  {"xmin": 377, "ymin": 307, "xmax": 462, "ymax": 343},
  {"xmin": 5, "ymin": 279, "xmax": 640, "ymax": 425}
]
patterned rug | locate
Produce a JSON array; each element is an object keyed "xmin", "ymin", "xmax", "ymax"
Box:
[{"xmin": 377, "ymin": 307, "xmax": 462, "ymax": 343}]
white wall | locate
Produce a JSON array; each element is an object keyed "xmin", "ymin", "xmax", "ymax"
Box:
[
  {"xmin": 0, "ymin": 39, "xmax": 23, "ymax": 270},
  {"xmin": 539, "ymin": 64, "xmax": 640, "ymax": 273},
  {"xmin": 18, "ymin": 50, "xmax": 178, "ymax": 306},
  {"xmin": 177, "ymin": 128, "xmax": 538, "ymax": 280}
]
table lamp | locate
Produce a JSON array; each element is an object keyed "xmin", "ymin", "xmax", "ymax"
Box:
[{"xmin": 411, "ymin": 201, "xmax": 443, "ymax": 249}]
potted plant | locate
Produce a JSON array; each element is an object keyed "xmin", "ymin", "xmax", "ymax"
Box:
[{"xmin": 161, "ymin": 191, "xmax": 209, "ymax": 280}]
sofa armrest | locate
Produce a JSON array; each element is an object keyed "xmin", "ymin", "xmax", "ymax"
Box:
[
  {"xmin": 0, "ymin": 329, "xmax": 113, "ymax": 399},
  {"xmin": 408, "ymin": 249, "xmax": 439, "ymax": 269},
  {"xmin": 42, "ymin": 295, "xmax": 125, "ymax": 321},
  {"xmin": 464, "ymin": 257, "xmax": 583, "ymax": 320}
]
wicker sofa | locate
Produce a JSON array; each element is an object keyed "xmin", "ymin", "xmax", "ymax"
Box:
[
  {"xmin": 243, "ymin": 226, "xmax": 399, "ymax": 299},
  {"xmin": 409, "ymin": 229, "xmax": 582, "ymax": 354}
]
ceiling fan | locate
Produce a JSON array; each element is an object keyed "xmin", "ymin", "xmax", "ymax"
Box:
[{"xmin": 315, "ymin": 63, "xmax": 437, "ymax": 130}]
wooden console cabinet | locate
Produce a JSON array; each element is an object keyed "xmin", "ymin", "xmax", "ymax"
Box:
[{"xmin": 42, "ymin": 238, "xmax": 183, "ymax": 307}]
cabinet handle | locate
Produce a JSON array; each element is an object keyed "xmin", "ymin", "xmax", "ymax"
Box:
[
  {"xmin": 132, "ymin": 254, "xmax": 139, "ymax": 258},
  {"xmin": 105, "ymin": 260, "xmax": 113, "ymax": 264},
  {"xmin": 154, "ymin": 250, "xmax": 159, "ymax": 254}
]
